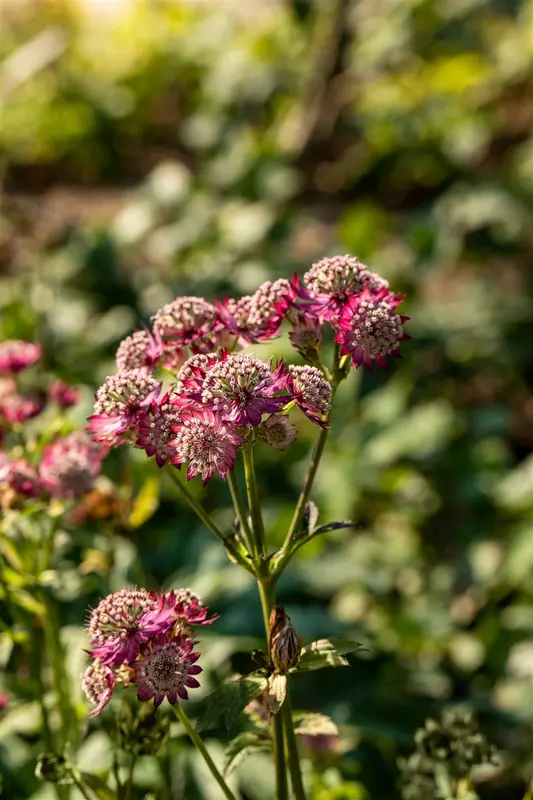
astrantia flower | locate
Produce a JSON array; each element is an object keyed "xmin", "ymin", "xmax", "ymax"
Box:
[
  {"xmin": 217, "ymin": 278, "xmax": 295, "ymax": 344},
  {"xmin": 335, "ymin": 288, "xmax": 409, "ymax": 370},
  {"xmin": 6, "ymin": 459, "xmax": 41, "ymax": 497},
  {"xmin": 264, "ymin": 414, "xmax": 297, "ymax": 451},
  {"xmin": 0, "ymin": 340, "xmax": 41, "ymax": 373},
  {"xmin": 88, "ymin": 588, "xmax": 175, "ymax": 666},
  {"xmin": 288, "ymin": 314, "xmax": 323, "ymax": 355},
  {"xmin": 170, "ymin": 408, "xmax": 243, "ymax": 485},
  {"xmin": 287, "ymin": 365, "xmax": 332, "ymax": 427},
  {"xmin": 82, "ymin": 660, "xmax": 116, "ymax": 718},
  {"xmin": 134, "ymin": 632, "xmax": 202, "ymax": 707},
  {"xmin": 299, "ymin": 254, "xmax": 389, "ymax": 324},
  {"xmin": 167, "ymin": 588, "xmax": 217, "ymax": 627},
  {"xmin": 152, "ymin": 296, "xmax": 218, "ymax": 349},
  {"xmin": 173, "ymin": 353, "xmax": 218, "ymax": 409},
  {"xmin": 88, "ymin": 370, "xmax": 161, "ymax": 445},
  {"xmin": 0, "ymin": 392, "xmax": 45, "ymax": 423},
  {"xmin": 49, "ymin": 380, "xmax": 81, "ymax": 409},
  {"xmin": 135, "ymin": 391, "xmax": 181, "ymax": 466},
  {"xmin": 201, "ymin": 353, "xmax": 288, "ymax": 426},
  {"xmin": 39, "ymin": 432, "xmax": 105, "ymax": 498},
  {"xmin": 115, "ymin": 329, "xmax": 163, "ymax": 372}
]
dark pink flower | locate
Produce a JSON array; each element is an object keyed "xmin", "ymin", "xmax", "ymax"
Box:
[
  {"xmin": 264, "ymin": 414, "xmax": 297, "ymax": 451},
  {"xmin": 82, "ymin": 660, "xmax": 116, "ymax": 718},
  {"xmin": 88, "ymin": 588, "xmax": 176, "ymax": 666},
  {"xmin": 135, "ymin": 391, "xmax": 181, "ymax": 466},
  {"xmin": 200, "ymin": 353, "xmax": 288, "ymax": 426},
  {"xmin": 170, "ymin": 408, "xmax": 244, "ymax": 485},
  {"xmin": 165, "ymin": 588, "xmax": 218, "ymax": 627},
  {"xmin": 152, "ymin": 296, "xmax": 218, "ymax": 349},
  {"xmin": 0, "ymin": 340, "xmax": 41, "ymax": 373},
  {"xmin": 115, "ymin": 329, "xmax": 163, "ymax": 372},
  {"xmin": 6, "ymin": 459, "xmax": 41, "ymax": 497},
  {"xmin": 298, "ymin": 255, "xmax": 389, "ymax": 325},
  {"xmin": 87, "ymin": 370, "xmax": 161, "ymax": 446},
  {"xmin": 0, "ymin": 392, "xmax": 45, "ymax": 423},
  {"xmin": 217, "ymin": 278, "xmax": 295, "ymax": 344},
  {"xmin": 134, "ymin": 631, "xmax": 202, "ymax": 707},
  {"xmin": 39, "ymin": 432, "xmax": 105, "ymax": 498},
  {"xmin": 335, "ymin": 288, "xmax": 409, "ymax": 370},
  {"xmin": 173, "ymin": 353, "xmax": 219, "ymax": 410},
  {"xmin": 287, "ymin": 365, "xmax": 332, "ymax": 428},
  {"xmin": 49, "ymin": 380, "xmax": 81, "ymax": 409}
]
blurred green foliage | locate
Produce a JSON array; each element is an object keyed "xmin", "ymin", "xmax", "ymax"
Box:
[{"xmin": 1, "ymin": 0, "xmax": 533, "ymax": 798}]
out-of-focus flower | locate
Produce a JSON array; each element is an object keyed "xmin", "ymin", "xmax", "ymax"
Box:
[
  {"xmin": 288, "ymin": 314, "xmax": 323, "ymax": 355},
  {"xmin": 287, "ymin": 365, "xmax": 332, "ymax": 427},
  {"xmin": 0, "ymin": 453, "xmax": 11, "ymax": 483},
  {"xmin": 335, "ymin": 288, "xmax": 409, "ymax": 370},
  {"xmin": 39, "ymin": 432, "xmax": 105, "ymax": 499},
  {"xmin": 0, "ymin": 392, "xmax": 46, "ymax": 423},
  {"xmin": 6, "ymin": 459, "xmax": 41, "ymax": 497},
  {"xmin": 298, "ymin": 254, "xmax": 389, "ymax": 325},
  {"xmin": 82, "ymin": 660, "xmax": 116, "ymax": 718},
  {"xmin": 135, "ymin": 391, "xmax": 181, "ymax": 466},
  {"xmin": 217, "ymin": 278, "xmax": 295, "ymax": 344},
  {"xmin": 264, "ymin": 414, "xmax": 297, "ymax": 451},
  {"xmin": 115, "ymin": 329, "xmax": 163, "ymax": 372},
  {"xmin": 87, "ymin": 370, "xmax": 161, "ymax": 445},
  {"xmin": 0, "ymin": 690, "xmax": 10, "ymax": 712},
  {"xmin": 87, "ymin": 588, "xmax": 176, "ymax": 666},
  {"xmin": 0, "ymin": 340, "xmax": 41, "ymax": 373},
  {"xmin": 170, "ymin": 408, "xmax": 243, "ymax": 484},
  {"xmin": 152, "ymin": 296, "xmax": 218, "ymax": 350},
  {"xmin": 49, "ymin": 380, "xmax": 81, "ymax": 409},
  {"xmin": 200, "ymin": 353, "xmax": 288, "ymax": 426},
  {"xmin": 134, "ymin": 632, "xmax": 202, "ymax": 707}
]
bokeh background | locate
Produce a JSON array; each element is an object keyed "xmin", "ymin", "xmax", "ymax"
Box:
[{"xmin": 1, "ymin": 0, "xmax": 533, "ymax": 798}]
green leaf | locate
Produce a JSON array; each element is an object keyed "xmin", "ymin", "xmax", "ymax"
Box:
[
  {"xmin": 78, "ymin": 773, "xmax": 116, "ymax": 800},
  {"xmin": 224, "ymin": 732, "xmax": 271, "ymax": 775},
  {"xmin": 195, "ymin": 672, "xmax": 268, "ymax": 732},
  {"xmin": 296, "ymin": 638, "xmax": 363, "ymax": 672},
  {"xmin": 128, "ymin": 476, "xmax": 159, "ymax": 529}
]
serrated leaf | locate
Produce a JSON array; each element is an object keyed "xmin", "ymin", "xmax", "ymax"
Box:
[
  {"xmin": 303, "ymin": 501, "xmax": 319, "ymax": 534},
  {"xmin": 195, "ymin": 672, "xmax": 268, "ymax": 732},
  {"xmin": 310, "ymin": 520, "xmax": 358, "ymax": 536},
  {"xmin": 293, "ymin": 713, "xmax": 339, "ymax": 738},
  {"xmin": 223, "ymin": 733, "xmax": 271, "ymax": 775},
  {"xmin": 266, "ymin": 673, "xmax": 287, "ymax": 717},
  {"xmin": 296, "ymin": 638, "xmax": 363, "ymax": 672},
  {"xmin": 127, "ymin": 477, "xmax": 159, "ymax": 529}
]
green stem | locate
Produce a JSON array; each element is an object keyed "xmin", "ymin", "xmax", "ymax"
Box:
[
  {"xmin": 166, "ymin": 466, "xmax": 253, "ymax": 574},
  {"xmin": 227, "ymin": 469, "xmax": 256, "ymax": 559},
  {"xmin": 125, "ymin": 754, "xmax": 137, "ymax": 800},
  {"xmin": 71, "ymin": 776, "xmax": 96, "ymax": 800},
  {"xmin": 242, "ymin": 444, "xmax": 266, "ymax": 560},
  {"xmin": 281, "ymin": 691, "xmax": 306, "ymax": 800},
  {"xmin": 173, "ymin": 704, "xmax": 237, "ymax": 800}
]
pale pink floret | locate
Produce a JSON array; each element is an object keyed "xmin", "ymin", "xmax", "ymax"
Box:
[
  {"xmin": 115, "ymin": 329, "xmax": 163, "ymax": 373},
  {"xmin": 335, "ymin": 288, "xmax": 409, "ymax": 370},
  {"xmin": 152, "ymin": 296, "xmax": 218, "ymax": 350},
  {"xmin": 39, "ymin": 432, "xmax": 105, "ymax": 498},
  {"xmin": 87, "ymin": 370, "xmax": 161, "ymax": 445},
  {"xmin": 170, "ymin": 408, "xmax": 244, "ymax": 485},
  {"xmin": 0, "ymin": 340, "xmax": 41, "ymax": 373},
  {"xmin": 134, "ymin": 632, "xmax": 202, "ymax": 707},
  {"xmin": 200, "ymin": 353, "xmax": 289, "ymax": 426}
]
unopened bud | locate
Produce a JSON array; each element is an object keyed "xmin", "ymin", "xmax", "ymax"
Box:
[
  {"xmin": 269, "ymin": 605, "xmax": 301, "ymax": 673},
  {"xmin": 35, "ymin": 754, "xmax": 72, "ymax": 785}
]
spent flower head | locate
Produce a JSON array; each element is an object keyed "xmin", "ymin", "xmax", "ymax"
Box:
[{"xmin": 264, "ymin": 414, "xmax": 297, "ymax": 451}]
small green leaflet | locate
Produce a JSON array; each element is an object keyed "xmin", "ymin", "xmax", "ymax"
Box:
[
  {"xmin": 194, "ymin": 671, "xmax": 268, "ymax": 732},
  {"xmin": 295, "ymin": 637, "xmax": 364, "ymax": 672},
  {"xmin": 223, "ymin": 732, "xmax": 271, "ymax": 775}
]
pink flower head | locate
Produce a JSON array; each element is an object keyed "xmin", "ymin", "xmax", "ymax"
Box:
[
  {"xmin": 87, "ymin": 369, "xmax": 161, "ymax": 445},
  {"xmin": 287, "ymin": 365, "xmax": 332, "ymax": 428},
  {"xmin": 200, "ymin": 353, "xmax": 288, "ymax": 426},
  {"xmin": 264, "ymin": 414, "xmax": 297, "ymax": 451},
  {"xmin": 6, "ymin": 459, "xmax": 41, "ymax": 497},
  {"xmin": 298, "ymin": 255, "xmax": 389, "ymax": 325},
  {"xmin": 39, "ymin": 432, "xmax": 105, "ymax": 499},
  {"xmin": 115, "ymin": 328, "xmax": 163, "ymax": 373},
  {"xmin": 173, "ymin": 353, "xmax": 219, "ymax": 409},
  {"xmin": 82, "ymin": 660, "xmax": 116, "ymax": 718},
  {"xmin": 335, "ymin": 288, "xmax": 409, "ymax": 370},
  {"xmin": 217, "ymin": 278, "xmax": 295, "ymax": 344},
  {"xmin": 170, "ymin": 408, "xmax": 244, "ymax": 485},
  {"xmin": 152, "ymin": 296, "xmax": 218, "ymax": 350},
  {"xmin": 88, "ymin": 588, "xmax": 176, "ymax": 666},
  {"xmin": 49, "ymin": 380, "xmax": 81, "ymax": 409},
  {"xmin": 0, "ymin": 340, "xmax": 41, "ymax": 373},
  {"xmin": 135, "ymin": 391, "xmax": 182, "ymax": 467},
  {"xmin": 0, "ymin": 392, "xmax": 45, "ymax": 423},
  {"xmin": 166, "ymin": 588, "xmax": 218, "ymax": 627},
  {"xmin": 134, "ymin": 631, "xmax": 202, "ymax": 707}
]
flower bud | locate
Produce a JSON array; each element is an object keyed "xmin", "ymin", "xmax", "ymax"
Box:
[{"xmin": 269, "ymin": 605, "xmax": 301, "ymax": 673}]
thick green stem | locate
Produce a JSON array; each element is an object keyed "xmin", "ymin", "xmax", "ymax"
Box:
[
  {"xmin": 227, "ymin": 469, "xmax": 256, "ymax": 559},
  {"xmin": 173, "ymin": 704, "xmax": 237, "ymax": 800},
  {"xmin": 281, "ymin": 691, "xmax": 306, "ymax": 800},
  {"xmin": 242, "ymin": 444, "xmax": 266, "ymax": 559}
]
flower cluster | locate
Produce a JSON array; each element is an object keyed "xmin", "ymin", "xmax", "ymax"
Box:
[
  {"xmin": 82, "ymin": 587, "xmax": 214, "ymax": 715},
  {"xmin": 87, "ymin": 253, "xmax": 408, "ymax": 481}
]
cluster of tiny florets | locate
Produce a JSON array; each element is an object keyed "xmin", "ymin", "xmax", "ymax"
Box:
[
  {"xmin": 115, "ymin": 330, "xmax": 153, "ymax": 372},
  {"xmin": 39, "ymin": 432, "xmax": 105, "ymax": 498},
  {"xmin": 93, "ymin": 370, "xmax": 160, "ymax": 415},
  {"xmin": 152, "ymin": 296, "xmax": 217, "ymax": 345},
  {"xmin": 304, "ymin": 254, "xmax": 388, "ymax": 298},
  {"xmin": 82, "ymin": 587, "xmax": 213, "ymax": 716},
  {"xmin": 288, "ymin": 364, "xmax": 332, "ymax": 426}
]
